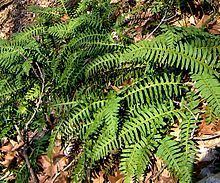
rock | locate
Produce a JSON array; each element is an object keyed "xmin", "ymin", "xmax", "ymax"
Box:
[{"xmin": 197, "ymin": 173, "xmax": 220, "ymax": 183}]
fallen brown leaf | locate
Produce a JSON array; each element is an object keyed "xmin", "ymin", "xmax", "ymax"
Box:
[
  {"xmin": 108, "ymin": 170, "xmax": 124, "ymax": 183},
  {"xmin": 111, "ymin": 85, "xmax": 120, "ymax": 93},
  {"xmin": 38, "ymin": 155, "xmax": 54, "ymax": 177},
  {"xmin": 199, "ymin": 120, "xmax": 216, "ymax": 135},
  {"xmin": 110, "ymin": 0, "xmax": 120, "ymax": 4},
  {"xmin": 92, "ymin": 172, "xmax": 105, "ymax": 183},
  {"xmin": 61, "ymin": 14, "xmax": 70, "ymax": 22},
  {"xmin": 0, "ymin": 143, "xmax": 13, "ymax": 152},
  {"xmin": 196, "ymin": 15, "xmax": 210, "ymax": 28},
  {"xmin": 0, "ymin": 152, "xmax": 16, "ymax": 167},
  {"xmin": 209, "ymin": 24, "xmax": 220, "ymax": 35},
  {"xmin": 55, "ymin": 171, "xmax": 68, "ymax": 183},
  {"xmin": 36, "ymin": 136, "xmax": 69, "ymax": 183}
]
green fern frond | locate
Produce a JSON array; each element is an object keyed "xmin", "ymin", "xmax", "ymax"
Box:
[
  {"xmin": 89, "ymin": 97, "xmax": 120, "ymax": 160},
  {"xmin": 80, "ymin": 96, "xmax": 120, "ymax": 140},
  {"xmin": 120, "ymin": 135, "xmax": 160, "ymax": 182},
  {"xmin": 0, "ymin": 79, "xmax": 22, "ymax": 98},
  {"xmin": 0, "ymin": 47, "xmax": 24, "ymax": 70},
  {"xmin": 178, "ymin": 96, "xmax": 199, "ymax": 182},
  {"xmin": 61, "ymin": 99, "xmax": 107, "ymax": 138},
  {"xmin": 62, "ymin": 31, "xmax": 118, "ymax": 54},
  {"xmin": 48, "ymin": 18, "xmax": 82, "ymax": 39},
  {"xmin": 156, "ymin": 136, "xmax": 182, "ymax": 172},
  {"xmin": 85, "ymin": 34, "xmax": 218, "ymax": 78},
  {"xmin": 119, "ymin": 102, "xmax": 179, "ymax": 144},
  {"xmin": 192, "ymin": 73, "xmax": 220, "ymax": 117},
  {"xmin": 94, "ymin": 96, "xmax": 120, "ymax": 136},
  {"xmin": 75, "ymin": 0, "xmax": 93, "ymax": 15},
  {"xmin": 72, "ymin": 151, "xmax": 86, "ymax": 183},
  {"xmin": 92, "ymin": 102, "xmax": 180, "ymax": 161},
  {"xmin": 85, "ymin": 51, "xmax": 121, "ymax": 78},
  {"xmin": 11, "ymin": 26, "xmax": 45, "ymax": 46},
  {"xmin": 120, "ymin": 73, "xmax": 182, "ymax": 106},
  {"xmin": 25, "ymin": 84, "xmax": 41, "ymax": 101},
  {"xmin": 91, "ymin": 133, "xmax": 119, "ymax": 161},
  {"xmin": 47, "ymin": 121, "xmax": 62, "ymax": 158},
  {"xmin": 28, "ymin": 5, "xmax": 64, "ymax": 21},
  {"xmin": 157, "ymin": 94, "xmax": 200, "ymax": 183}
]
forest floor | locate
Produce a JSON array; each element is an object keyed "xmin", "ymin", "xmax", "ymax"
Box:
[{"xmin": 0, "ymin": 0, "xmax": 54, "ymax": 38}]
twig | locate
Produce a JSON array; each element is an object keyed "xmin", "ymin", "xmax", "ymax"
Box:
[
  {"xmin": 151, "ymin": 164, "xmax": 167, "ymax": 181},
  {"xmin": 22, "ymin": 148, "xmax": 39, "ymax": 183},
  {"xmin": 15, "ymin": 124, "xmax": 23, "ymax": 141},
  {"xmin": 20, "ymin": 62, "xmax": 45, "ymax": 182},
  {"xmin": 15, "ymin": 125, "xmax": 39, "ymax": 183},
  {"xmin": 163, "ymin": 12, "xmax": 178, "ymax": 22},
  {"xmin": 51, "ymin": 159, "xmax": 75, "ymax": 183},
  {"xmin": 193, "ymin": 133, "xmax": 220, "ymax": 141},
  {"xmin": 24, "ymin": 62, "xmax": 45, "ymax": 131},
  {"xmin": 146, "ymin": 12, "xmax": 167, "ymax": 39}
]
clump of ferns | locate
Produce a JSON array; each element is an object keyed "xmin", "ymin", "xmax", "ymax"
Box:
[
  {"xmin": 0, "ymin": 0, "xmax": 219, "ymax": 182},
  {"xmin": 59, "ymin": 25, "xmax": 219, "ymax": 182}
]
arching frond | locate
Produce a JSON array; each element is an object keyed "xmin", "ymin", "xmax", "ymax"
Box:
[
  {"xmin": 192, "ymin": 73, "xmax": 220, "ymax": 117},
  {"xmin": 120, "ymin": 73, "xmax": 182, "ymax": 106},
  {"xmin": 120, "ymin": 135, "xmax": 160, "ymax": 182},
  {"xmin": 85, "ymin": 35, "xmax": 218, "ymax": 78}
]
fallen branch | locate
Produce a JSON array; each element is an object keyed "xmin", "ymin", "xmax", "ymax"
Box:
[
  {"xmin": 15, "ymin": 62, "xmax": 45, "ymax": 183},
  {"xmin": 193, "ymin": 133, "xmax": 220, "ymax": 141},
  {"xmin": 22, "ymin": 148, "xmax": 39, "ymax": 183},
  {"xmin": 51, "ymin": 159, "xmax": 75, "ymax": 183},
  {"xmin": 151, "ymin": 164, "xmax": 167, "ymax": 181}
]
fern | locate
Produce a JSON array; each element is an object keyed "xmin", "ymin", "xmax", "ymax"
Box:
[
  {"xmin": 0, "ymin": 79, "xmax": 22, "ymax": 98},
  {"xmin": 28, "ymin": 5, "xmax": 65, "ymax": 21},
  {"xmin": 120, "ymin": 73, "xmax": 182, "ymax": 106},
  {"xmin": 91, "ymin": 101, "xmax": 180, "ymax": 161},
  {"xmin": 192, "ymin": 73, "xmax": 220, "ymax": 117},
  {"xmin": 48, "ymin": 18, "xmax": 83, "ymax": 38},
  {"xmin": 85, "ymin": 36, "xmax": 219, "ymax": 79},
  {"xmin": 0, "ymin": 0, "xmax": 219, "ymax": 182},
  {"xmin": 61, "ymin": 99, "xmax": 107, "ymax": 138},
  {"xmin": 157, "ymin": 136, "xmax": 186, "ymax": 181},
  {"xmin": 120, "ymin": 135, "xmax": 160, "ymax": 182}
]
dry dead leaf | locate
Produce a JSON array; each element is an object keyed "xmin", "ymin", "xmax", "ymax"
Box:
[
  {"xmin": 209, "ymin": 24, "xmax": 220, "ymax": 35},
  {"xmin": 11, "ymin": 141, "xmax": 24, "ymax": 151},
  {"xmin": 0, "ymin": 152, "xmax": 16, "ymax": 167},
  {"xmin": 170, "ymin": 124, "xmax": 181, "ymax": 140},
  {"xmin": 61, "ymin": 14, "xmax": 70, "ymax": 22},
  {"xmin": 172, "ymin": 17, "xmax": 191, "ymax": 27},
  {"xmin": 189, "ymin": 16, "xmax": 197, "ymax": 26},
  {"xmin": 199, "ymin": 121, "xmax": 216, "ymax": 135},
  {"xmin": 111, "ymin": 85, "xmax": 120, "ymax": 93},
  {"xmin": 38, "ymin": 155, "xmax": 54, "ymax": 177},
  {"xmin": 0, "ymin": 139, "xmax": 24, "ymax": 168},
  {"xmin": 55, "ymin": 171, "xmax": 68, "ymax": 183},
  {"xmin": 0, "ymin": 143, "xmax": 13, "ymax": 152},
  {"xmin": 108, "ymin": 170, "xmax": 124, "ymax": 183},
  {"xmin": 92, "ymin": 172, "xmax": 105, "ymax": 183},
  {"xmin": 196, "ymin": 15, "xmax": 210, "ymax": 28},
  {"xmin": 35, "ymin": 174, "xmax": 48, "ymax": 183},
  {"xmin": 121, "ymin": 78, "xmax": 133, "ymax": 86},
  {"xmin": 134, "ymin": 34, "xmax": 143, "ymax": 42},
  {"xmin": 36, "ymin": 137, "xmax": 69, "ymax": 182}
]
